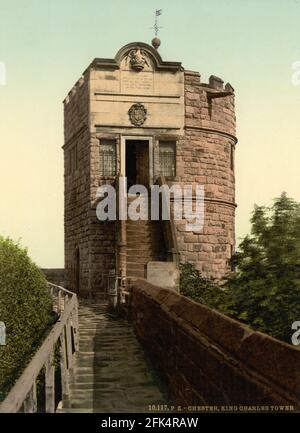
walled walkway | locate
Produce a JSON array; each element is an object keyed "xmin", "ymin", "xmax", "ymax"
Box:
[{"xmin": 60, "ymin": 301, "xmax": 168, "ymax": 413}]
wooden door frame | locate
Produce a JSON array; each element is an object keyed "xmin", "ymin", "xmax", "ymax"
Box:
[{"xmin": 120, "ymin": 135, "xmax": 154, "ymax": 186}]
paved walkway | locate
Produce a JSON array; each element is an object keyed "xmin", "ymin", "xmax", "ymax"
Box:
[{"xmin": 61, "ymin": 302, "xmax": 168, "ymax": 412}]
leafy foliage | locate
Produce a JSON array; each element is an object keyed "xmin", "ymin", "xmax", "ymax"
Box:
[
  {"xmin": 221, "ymin": 193, "xmax": 300, "ymax": 342},
  {"xmin": 180, "ymin": 193, "xmax": 300, "ymax": 344},
  {"xmin": 179, "ymin": 262, "xmax": 223, "ymax": 307},
  {"xmin": 0, "ymin": 237, "xmax": 54, "ymax": 400}
]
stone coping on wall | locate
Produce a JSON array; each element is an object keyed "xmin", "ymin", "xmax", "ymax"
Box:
[
  {"xmin": 41, "ymin": 268, "xmax": 65, "ymax": 287},
  {"xmin": 130, "ymin": 279, "xmax": 300, "ymax": 407}
]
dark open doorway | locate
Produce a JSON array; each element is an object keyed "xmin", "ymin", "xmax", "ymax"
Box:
[{"xmin": 126, "ymin": 140, "xmax": 149, "ymax": 189}]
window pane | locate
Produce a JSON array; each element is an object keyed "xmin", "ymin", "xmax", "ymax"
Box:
[
  {"xmin": 100, "ymin": 139, "xmax": 116, "ymax": 176},
  {"xmin": 159, "ymin": 141, "xmax": 176, "ymax": 177}
]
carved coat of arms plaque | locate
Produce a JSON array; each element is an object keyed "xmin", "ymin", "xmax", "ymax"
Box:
[
  {"xmin": 126, "ymin": 49, "xmax": 150, "ymax": 71},
  {"xmin": 128, "ymin": 103, "xmax": 147, "ymax": 126}
]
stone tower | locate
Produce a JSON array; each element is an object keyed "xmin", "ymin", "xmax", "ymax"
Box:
[{"xmin": 63, "ymin": 42, "xmax": 236, "ymax": 297}]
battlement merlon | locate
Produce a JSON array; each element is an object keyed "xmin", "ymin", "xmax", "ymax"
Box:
[{"xmin": 185, "ymin": 70, "xmax": 234, "ymax": 93}]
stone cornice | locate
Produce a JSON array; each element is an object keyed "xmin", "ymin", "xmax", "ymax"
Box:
[
  {"xmin": 185, "ymin": 126, "xmax": 238, "ymax": 144},
  {"xmin": 169, "ymin": 196, "xmax": 237, "ymax": 208}
]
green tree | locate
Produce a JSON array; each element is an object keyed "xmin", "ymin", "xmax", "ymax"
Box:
[
  {"xmin": 180, "ymin": 193, "xmax": 300, "ymax": 343},
  {"xmin": 219, "ymin": 193, "xmax": 300, "ymax": 342},
  {"xmin": 0, "ymin": 237, "xmax": 54, "ymax": 400},
  {"xmin": 179, "ymin": 262, "xmax": 224, "ymax": 307}
]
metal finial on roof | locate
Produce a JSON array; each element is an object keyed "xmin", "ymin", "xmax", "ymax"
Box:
[{"xmin": 151, "ymin": 9, "xmax": 162, "ymax": 49}]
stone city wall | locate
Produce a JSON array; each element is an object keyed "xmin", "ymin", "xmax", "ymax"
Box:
[
  {"xmin": 41, "ymin": 268, "xmax": 65, "ymax": 287},
  {"xmin": 130, "ymin": 280, "xmax": 300, "ymax": 408}
]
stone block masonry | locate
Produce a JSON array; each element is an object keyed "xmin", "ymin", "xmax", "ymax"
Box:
[
  {"xmin": 41, "ymin": 268, "xmax": 65, "ymax": 287},
  {"xmin": 130, "ymin": 280, "xmax": 300, "ymax": 409},
  {"xmin": 63, "ymin": 42, "xmax": 237, "ymax": 295},
  {"xmin": 171, "ymin": 70, "xmax": 236, "ymax": 278}
]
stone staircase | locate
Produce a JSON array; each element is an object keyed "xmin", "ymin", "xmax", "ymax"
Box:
[
  {"xmin": 126, "ymin": 219, "xmax": 166, "ymax": 279},
  {"xmin": 59, "ymin": 301, "xmax": 168, "ymax": 413}
]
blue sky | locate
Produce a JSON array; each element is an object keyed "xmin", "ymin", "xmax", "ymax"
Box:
[{"xmin": 1, "ymin": 0, "xmax": 300, "ymax": 266}]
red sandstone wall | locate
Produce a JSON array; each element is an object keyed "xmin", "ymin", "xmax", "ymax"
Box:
[
  {"xmin": 88, "ymin": 133, "xmax": 121, "ymax": 294},
  {"xmin": 170, "ymin": 71, "xmax": 237, "ymax": 279},
  {"xmin": 130, "ymin": 280, "xmax": 300, "ymax": 408}
]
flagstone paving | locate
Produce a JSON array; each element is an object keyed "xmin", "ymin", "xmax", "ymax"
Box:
[{"xmin": 60, "ymin": 301, "xmax": 168, "ymax": 413}]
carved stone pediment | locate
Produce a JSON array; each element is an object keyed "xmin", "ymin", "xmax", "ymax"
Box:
[{"xmin": 86, "ymin": 42, "xmax": 183, "ymax": 74}]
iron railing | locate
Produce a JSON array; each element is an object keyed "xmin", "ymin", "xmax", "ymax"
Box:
[{"xmin": 0, "ymin": 283, "xmax": 78, "ymax": 413}]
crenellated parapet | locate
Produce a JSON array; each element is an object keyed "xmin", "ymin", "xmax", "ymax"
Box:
[{"xmin": 184, "ymin": 70, "xmax": 236, "ymax": 138}]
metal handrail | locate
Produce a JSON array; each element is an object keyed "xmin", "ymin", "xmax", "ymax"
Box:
[{"xmin": 156, "ymin": 176, "xmax": 180, "ymax": 264}]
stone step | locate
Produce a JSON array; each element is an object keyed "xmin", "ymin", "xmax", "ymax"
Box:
[
  {"xmin": 68, "ymin": 390, "xmax": 165, "ymax": 403},
  {"xmin": 69, "ymin": 372, "xmax": 155, "ymax": 382},
  {"xmin": 126, "ymin": 269, "xmax": 146, "ymax": 278},
  {"xmin": 73, "ymin": 356, "xmax": 146, "ymax": 367},
  {"xmin": 126, "ymin": 234, "xmax": 164, "ymax": 245},
  {"xmin": 126, "ymin": 236, "xmax": 153, "ymax": 243},
  {"xmin": 68, "ymin": 399, "xmax": 161, "ymax": 411},
  {"xmin": 69, "ymin": 380, "xmax": 157, "ymax": 390},
  {"xmin": 126, "ymin": 218, "xmax": 153, "ymax": 224},
  {"xmin": 62, "ymin": 300, "xmax": 169, "ymax": 412},
  {"xmin": 58, "ymin": 408, "xmax": 94, "ymax": 413},
  {"xmin": 125, "ymin": 255, "xmax": 162, "ymax": 264},
  {"xmin": 126, "ymin": 224, "xmax": 154, "ymax": 230},
  {"xmin": 126, "ymin": 225, "xmax": 152, "ymax": 231},
  {"xmin": 74, "ymin": 345, "xmax": 142, "ymax": 351},
  {"xmin": 126, "ymin": 243, "xmax": 156, "ymax": 253}
]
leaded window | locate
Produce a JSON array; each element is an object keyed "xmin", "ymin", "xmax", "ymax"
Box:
[
  {"xmin": 99, "ymin": 139, "xmax": 116, "ymax": 176},
  {"xmin": 159, "ymin": 141, "xmax": 176, "ymax": 177}
]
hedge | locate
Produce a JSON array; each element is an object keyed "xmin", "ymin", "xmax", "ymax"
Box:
[{"xmin": 0, "ymin": 237, "xmax": 54, "ymax": 401}]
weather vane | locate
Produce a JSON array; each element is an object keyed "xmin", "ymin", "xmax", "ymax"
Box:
[
  {"xmin": 151, "ymin": 9, "xmax": 163, "ymax": 49},
  {"xmin": 153, "ymin": 9, "xmax": 163, "ymax": 36}
]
